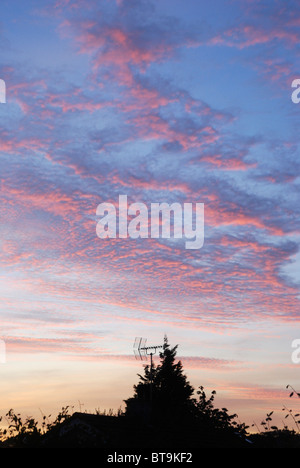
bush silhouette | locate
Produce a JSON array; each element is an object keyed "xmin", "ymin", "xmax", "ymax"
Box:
[{"xmin": 1, "ymin": 338, "xmax": 299, "ymax": 447}]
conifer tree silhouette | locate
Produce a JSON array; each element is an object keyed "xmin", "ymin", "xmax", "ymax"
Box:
[
  {"xmin": 125, "ymin": 335, "xmax": 196, "ymax": 422},
  {"xmin": 125, "ymin": 335, "xmax": 248, "ymax": 443}
]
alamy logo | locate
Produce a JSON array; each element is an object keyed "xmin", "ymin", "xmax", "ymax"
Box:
[
  {"xmin": 96, "ymin": 195, "xmax": 204, "ymax": 249},
  {"xmin": 0, "ymin": 79, "xmax": 6, "ymax": 103},
  {"xmin": 291, "ymin": 339, "xmax": 300, "ymax": 364},
  {"xmin": 291, "ymin": 79, "xmax": 300, "ymax": 104}
]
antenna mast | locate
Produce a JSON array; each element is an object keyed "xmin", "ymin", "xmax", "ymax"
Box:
[{"xmin": 133, "ymin": 337, "xmax": 163, "ymax": 401}]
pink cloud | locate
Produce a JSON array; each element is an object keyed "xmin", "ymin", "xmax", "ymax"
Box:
[{"xmin": 210, "ymin": 24, "xmax": 300, "ymax": 49}]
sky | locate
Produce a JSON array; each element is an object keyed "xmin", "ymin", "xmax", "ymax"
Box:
[{"xmin": 0, "ymin": 0, "xmax": 300, "ymax": 431}]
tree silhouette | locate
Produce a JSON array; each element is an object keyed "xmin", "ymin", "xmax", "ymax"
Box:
[
  {"xmin": 127, "ymin": 335, "xmax": 195, "ymax": 422},
  {"xmin": 125, "ymin": 335, "xmax": 196, "ymax": 421},
  {"xmin": 125, "ymin": 335, "xmax": 249, "ymax": 445}
]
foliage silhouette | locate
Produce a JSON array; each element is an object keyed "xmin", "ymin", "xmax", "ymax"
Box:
[
  {"xmin": 248, "ymin": 385, "xmax": 300, "ymax": 447},
  {"xmin": 0, "ymin": 406, "xmax": 73, "ymax": 447},
  {"xmin": 126, "ymin": 335, "xmax": 195, "ymax": 421},
  {"xmin": 125, "ymin": 335, "xmax": 249, "ymax": 445},
  {"xmin": 0, "ymin": 342, "xmax": 299, "ymax": 447}
]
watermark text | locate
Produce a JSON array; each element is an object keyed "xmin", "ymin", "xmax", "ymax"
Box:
[
  {"xmin": 291, "ymin": 339, "xmax": 300, "ymax": 364},
  {"xmin": 291, "ymin": 79, "xmax": 300, "ymax": 104},
  {"xmin": 96, "ymin": 195, "xmax": 204, "ymax": 250}
]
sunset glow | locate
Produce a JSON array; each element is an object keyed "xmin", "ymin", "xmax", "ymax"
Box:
[{"xmin": 0, "ymin": 0, "xmax": 300, "ymax": 432}]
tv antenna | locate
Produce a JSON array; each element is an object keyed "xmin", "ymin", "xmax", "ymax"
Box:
[{"xmin": 133, "ymin": 337, "xmax": 163, "ymax": 401}]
